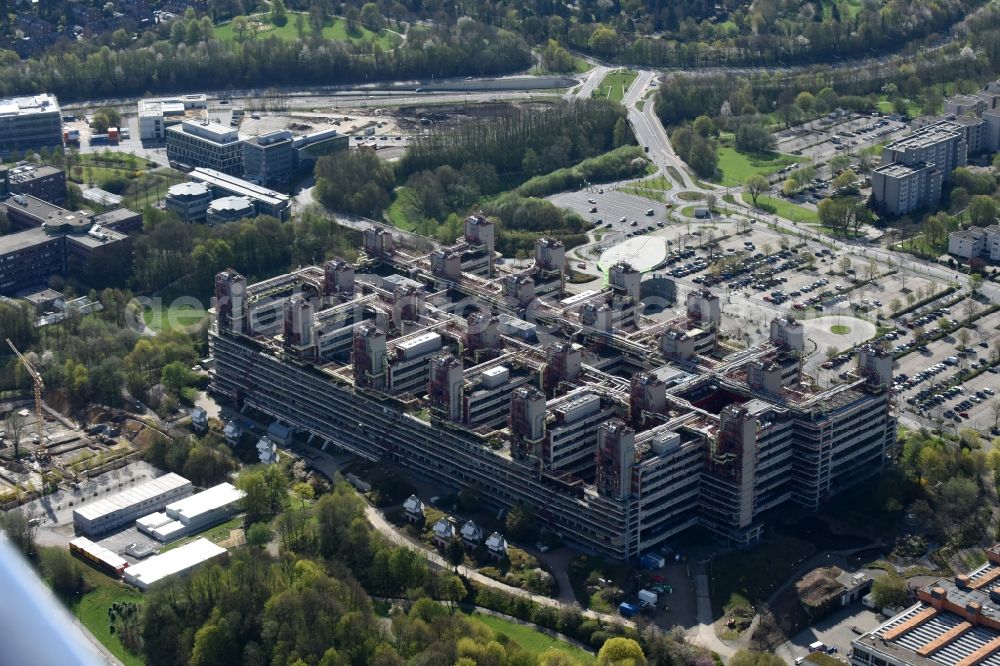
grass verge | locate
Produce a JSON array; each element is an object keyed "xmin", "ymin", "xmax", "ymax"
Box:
[
  {"xmin": 591, "ymin": 70, "xmax": 638, "ymax": 104},
  {"xmin": 471, "ymin": 613, "xmax": 595, "ymax": 663},
  {"xmin": 755, "ymin": 195, "xmax": 819, "ymax": 224},
  {"xmin": 715, "ymin": 146, "xmax": 801, "ymax": 183}
]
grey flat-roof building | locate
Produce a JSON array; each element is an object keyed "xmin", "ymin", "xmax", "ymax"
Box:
[
  {"xmin": 167, "ymin": 121, "xmax": 245, "ymax": 176},
  {"xmin": 0, "ymin": 94, "xmax": 62, "ymax": 155},
  {"xmin": 72, "ymin": 473, "xmax": 192, "ymax": 536},
  {"xmin": 1, "ymin": 163, "xmax": 66, "ymax": 204},
  {"xmin": 165, "ymin": 181, "xmax": 212, "ymax": 222},
  {"xmin": 871, "ymin": 161, "xmax": 943, "ymax": 216},
  {"xmin": 207, "ymin": 195, "xmax": 254, "ymax": 225},
  {"xmin": 190, "ymin": 168, "xmax": 291, "ymax": 220},
  {"xmin": 0, "ymin": 194, "xmax": 134, "ymax": 294},
  {"xmin": 243, "ymin": 130, "xmax": 294, "ymax": 186},
  {"xmin": 881, "ymin": 124, "xmax": 967, "ymax": 180}
]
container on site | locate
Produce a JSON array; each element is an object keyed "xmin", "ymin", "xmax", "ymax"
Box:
[
  {"xmin": 641, "ymin": 553, "xmax": 666, "ymax": 570},
  {"xmin": 618, "ymin": 602, "xmax": 638, "ymax": 618},
  {"xmin": 638, "ymin": 589, "xmax": 658, "ymax": 606}
]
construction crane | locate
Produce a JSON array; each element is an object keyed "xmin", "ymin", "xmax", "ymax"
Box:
[{"xmin": 7, "ymin": 339, "xmax": 44, "ymax": 457}]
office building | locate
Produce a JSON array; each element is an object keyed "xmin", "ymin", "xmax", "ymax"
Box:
[
  {"xmin": 72, "ymin": 473, "xmax": 192, "ymax": 536},
  {"xmin": 207, "ymin": 195, "xmax": 254, "ymax": 225},
  {"xmin": 92, "ymin": 208, "xmax": 143, "ymax": 234},
  {"xmin": 0, "ymin": 194, "xmax": 135, "ymax": 294},
  {"xmin": 0, "ymin": 163, "xmax": 66, "ymax": 204},
  {"xmin": 874, "ymin": 121, "xmax": 967, "ymax": 215},
  {"xmin": 138, "ymin": 94, "xmax": 207, "ymax": 141},
  {"xmin": 137, "ymin": 482, "xmax": 244, "ymax": 542},
  {"xmin": 881, "ymin": 123, "xmax": 967, "ymax": 177},
  {"xmin": 206, "ymin": 224, "xmax": 895, "ymax": 560},
  {"xmin": 871, "ymin": 161, "xmax": 943, "ymax": 216},
  {"xmin": 123, "ymin": 538, "xmax": 227, "ymax": 590},
  {"xmin": 0, "ymin": 94, "xmax": 62, "ymax": 154},
  {"xmin": 243, "ymin": 130, "xmax": 294, "ymax": 186},
  {"xmin": 851, "ymin": 543, "xmax": 1000, "ymax": 666},
  {"xmin": 165, "ymin": 181, "xmax": 212, "ymax": 222},
  {"xmin": 948, "ymin": 225, "xmax": 1000, "ymax": 262},
  {"xmin": 189, "ymin": 168, "xmax": 290, "ymax": 220},
  {"xmin": 166, "ymin": 121, "xmax": 245, "ymax": 175}
]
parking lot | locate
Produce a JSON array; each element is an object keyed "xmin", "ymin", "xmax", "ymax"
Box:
[
  {"xmin": 549, "ymin": 187, "xmax": 670, "ymax": 238},
  {"xmin": 783, "ymin": 605, "xmax": 883, "ymax": 662},
  {"xmin": 892, "ymin": 300, "xmax": 1000, "ymax": 434},
  {"xmin": 774, "ymin": 112, "xmax": 909, "ymax": 164},
  {"xmin": 25, "ymin": 460, "xmax": 160, "ymax": 548}
]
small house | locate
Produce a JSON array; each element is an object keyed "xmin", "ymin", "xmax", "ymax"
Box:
[
  {"xmin": 432, "ymin": 517, "xmax": 457, "ymax": 547},
  {"xmin": 694, "ymin": 207, "xmax": 711, "ymax": 219},
  {"xmin": 460, "ymin": 520, "xmax": 483, "ymax": 549},
  {"xmin": 223, "ymin": 420, "xmax": 242, "ymax": 447},
  {"xmin": 403, "ymin": 495, "xmax": 425, "ymax": 524},
  {"xmin": 485, "ymin": 531, "xmax": 508, "ymax": 560},
  {"xmin": 190, "ymin": 407, "xmax": 208, "ymax": 434}
]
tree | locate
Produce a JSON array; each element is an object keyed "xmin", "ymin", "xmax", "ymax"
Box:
[
  {"xmin": 825, "ymin": 346, "xmax": 839, "ymax": 361},
  {"xmin": 0, "ymin": 509, "xmax": 36, "ymax": 558},
  {"xmin": 745, "ymin": 174, "xmax": 769, "ymax": 206},
  {"xmin": 692, "ymin": 115, "xmax": 716, "ymax": 137},
  {"xmin": 871, "ymin": 573, "xmax": 909, "ymax": 610},
  {"xmin": 270, "ymin": 0, "xmax": 288, "ymax": 26},
  {"xmin": 833, "ymin": 169, "xmax": 858, "ymax": 191},
  {"xmin": 314, "ymin": 150, "xmax": 394, "ymax": 217},
  {"xmin": 6, "ymin": 410, "xmax": 24, "ymax": 460},
  {"xmin": 957, "ymin": 328, "xmax": 971, "ymax": 350},
  {"xmin": 40, "ymin": 548, "xmax": 86, "ymax": 597},
  {"xmin": 734, "ymin": 120, "xmax": 774, "ymax": 153},
  {"xmin": 231, "ymin": 15, "xmax": 249, "ymax": 40},
  {"xmin": 597, "ymin": 637, "xmax": 646, "ymax": 665},
  {"xmin": 968, "ymin": 195, "xmax": 999, "ymax": 227},
  {"xmin": 246, "ymin": 522, "xmax": 271, "ymax": 548},
  {"xmin": 505, "ymin": 503, "xmax": 538, "ymax": 541},
  {"xmin": 90, "ymin": 107, "xmax": 122, "ymax": 134},
  {"xmin": 781, "ymin": 177, "xmax": 800, "ymax": 196},
  {"xmin": 969, "ymin": 273, "xmax": 985, "ymax": 295},
  {"xmin": 161, "ymin": 361, "xmax": 196, "ymax": 396},
  {"xmin": 360, "ymin": 2, "xmax": 383, "ymax": 30},
  {"xmin": 445, "ymin": 538, "xmax": 465, "ymax": 572}
]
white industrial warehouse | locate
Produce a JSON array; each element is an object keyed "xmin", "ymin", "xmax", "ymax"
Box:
[
  {"xmin": 123, "ymin": 538, "xmax": 228, "ymax": 590},
  {"xmin": 136, "ymin": 482, "xmax": 245, "ymax": 542},
  {"xmin": 72, "ymin": 473, "xmax": 193, "ymax": 536}
]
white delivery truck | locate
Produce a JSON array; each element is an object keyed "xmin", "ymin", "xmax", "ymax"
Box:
[{"xmin": 637, "ymin": 589, "xmax": 658, "ymax": 607}]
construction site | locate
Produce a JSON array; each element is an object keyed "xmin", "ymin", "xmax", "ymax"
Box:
[
  {"xmin": 0, "ymin": 338, "xmax": 165, "ymax": 510},
  {"xmin": 208, "ymin": 214, "xmax": 897, "ymax": 560}
]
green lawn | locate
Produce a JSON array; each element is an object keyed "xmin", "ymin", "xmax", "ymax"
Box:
[
  {"xmin": 875, "ymin": 96, "xmax": 921, "ymax": 117},
  {"xmin": 142, "ymin": 302, "xmax": 208, "ymax": 333},
  {"xmin": 68, "ymin": 562, "xmax": 145, "ymax": 666},
  {"xmin": 620, "ymin": 175, "xmax": 672, "ymax": 202},
  {"xmin": 385, "ymin": 187, "xmax": 420, "ymax": 231},
  {"xmin": 213, "ymin": 13, "xmax": 399, "ymax": 49},
  {"xmin": 715, "ymin": 146, "xmax": 801, "ymax": 183},
  {"xmin": 756, "ymin": 195, "xmax": 819, "ymax": 224},
  {"xmin": 472, "ymin": 613, "xmax": 595, "ymax": 663},
  {"xmin": 592, "ymin": 69, "xmax": 638, "ymax": 104},
  {"xmin": 159, "ymin": 516, "xmax": 244, "ymax": 553},
  {"xmin": 830, "ymin": 325, "xmax": 851, "ymax": 335}
]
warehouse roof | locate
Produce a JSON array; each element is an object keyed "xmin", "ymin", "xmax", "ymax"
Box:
[
  {"xmin": 74, "ymin": 473, "xmax": 191, "ymax": 521},
  {"xmin": 123, "ymin": 538, "xmax": 226, "ymax": 589},
  {"xmin": 165, "ymin": 483, "xmax": 244, "ymax": 521}
]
